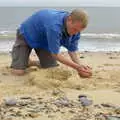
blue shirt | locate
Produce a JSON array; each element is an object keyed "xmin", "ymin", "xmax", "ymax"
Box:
[{"xmin": 19, "ymin": 9, "xmax": 80, "ymax": 54}]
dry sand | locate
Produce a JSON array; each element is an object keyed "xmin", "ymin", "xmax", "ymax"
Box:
[{"xmin": 0, "ymin": 52, "xmax": 120, "ymax": 120}]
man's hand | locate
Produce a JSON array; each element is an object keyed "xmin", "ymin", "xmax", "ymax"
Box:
[
  {"xmin": 77, "ymin": 65, "xmax": 92, "ymax": 78},
  {"xmin": 52, "ymin": 53, "xmax": 92, "ymax": 78},
  {"xmin": 68, "ymin": 51, "xmax": 92, "ymax": 78}
]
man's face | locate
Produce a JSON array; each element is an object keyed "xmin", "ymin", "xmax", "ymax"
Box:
[{"xmin": 66, "ymin": 16, "xmax": 85, "ymax": 36}]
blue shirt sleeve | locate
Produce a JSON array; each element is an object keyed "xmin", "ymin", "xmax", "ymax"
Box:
[
  {"xmin": 46, "ymin": 27, "xmax": 61, "ymax": 54},
  {"xmin": 67, "ymin": 33, "xmax": 80, "ymax": 52}
]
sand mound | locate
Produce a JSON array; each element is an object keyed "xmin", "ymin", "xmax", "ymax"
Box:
[
  {"xmin": 26, "ymin": 66, "xmax": 120, "ymax": 91},
  {"xmin": 27, "ymin": 67, "xmax": 74, "ymax": 89}
]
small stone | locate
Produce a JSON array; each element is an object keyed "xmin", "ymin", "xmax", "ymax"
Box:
[
  {"xmin": 78, "ymin": 96, "xmax": 93, "ymax": 107},
  {"xmin": 80, "ymin": 56, "xmax": 85, "ymax": 59},
  {"xmin": 109, "ymin": 56, "xmax": 117, "ymax": 59},
  {"xmin": 69, "ymin": 110, "xmax": 76, "ymax": 113},
  {"xmin": 78, "ymin": 94, "xmax": 87, "ymax": 98},
  {"xmin": 2, "ymin": 72, "xmax": 8, "ymax": 76},
  {"xmin": 20, "ymin": 96, "xmax": 32, "ymax": 100},
  {"xmin": 48, "ymin": 115, "xmax": 55, "ymax": 118},
  {"xmin": 101, "ymin": 103, "xmax": 116, "ymax": 108},
  {"xmin": 52, "ymin": 89, "xmax": 61, "ymax": 96},
  {"xmin": 94, "ymin": 104, "xmax": 102, "ymax": 109},
  {"xmin": 4, "ymin": 98, "xmax": 17, "ymax": 106},
  {"xmin": 19, "ymin": 101, "xmax": 28, "ymax": 106},
  {"xmin": 115, "ymin": 108, "xmax": 120, "ymax": 114},
  {"xmin": 37, "ymin": 97, "xmax": 43, "ymax": 100},
  {"xmin": 28, "ymin": 113, "xmax": 40, "ymax": 118}
]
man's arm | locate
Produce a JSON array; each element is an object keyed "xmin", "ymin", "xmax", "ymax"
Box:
[
  {"xmin": 68, "ymin": 51, "xmax": 92, "ymax": 69},
  {"xmin": 52, "ymin": 53, "xmax": 80, "ymax": 71},
  {"xmin": 68, "ymin": 51, "xmax": 81, "ymax": 65},
  {"xmin": 52, "ymin": 53, "xmax": 92, "ymax": 77},
  {"xmin": 68, "ymin": 51, "xmax": 92, "ymax": 78}
]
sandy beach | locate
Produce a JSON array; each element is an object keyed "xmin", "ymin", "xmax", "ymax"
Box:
[{"xmin": 0, "ymin": 51, "xmax": 120, "ymax": 120}]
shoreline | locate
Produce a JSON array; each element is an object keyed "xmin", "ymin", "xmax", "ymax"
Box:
[{"xmin": 0, "ymin": 50, "xmax": 120, "ymax": 54}]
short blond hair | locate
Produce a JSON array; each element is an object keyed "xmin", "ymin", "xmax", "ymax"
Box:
[{"xmin": 70, "ymin": 9, "xmax": 88, "ymax": 28}]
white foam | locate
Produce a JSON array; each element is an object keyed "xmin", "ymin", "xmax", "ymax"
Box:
[
  {"xmin": 81, "ymin": 33, "xmax": 120, "ymax": 39},
  {"xmin": 0, "ymin": 30, "xmax": 120, "ymax": 39},
  {"xmin": 0, "ymin": 30, "xmax": 15, "ymax": 37}
]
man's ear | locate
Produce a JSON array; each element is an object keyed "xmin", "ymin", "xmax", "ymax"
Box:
[{"xmin": 67, "ymin": 16, "xmax": 73, "ymax": 23}]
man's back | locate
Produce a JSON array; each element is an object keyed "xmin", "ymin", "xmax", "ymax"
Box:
[{"xmin": 19, "ymin": 9, "xmax": 68, "ymax": 50}]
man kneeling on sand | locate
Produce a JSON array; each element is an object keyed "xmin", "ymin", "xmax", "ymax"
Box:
[{"xmin": 11, "ymin": 9, "xmax": 92, "ymax": 78}]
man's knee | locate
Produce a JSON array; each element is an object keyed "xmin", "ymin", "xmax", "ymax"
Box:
[{"xmin": 11, "ymin": 69, "xmax": 25, "ymax": 76}]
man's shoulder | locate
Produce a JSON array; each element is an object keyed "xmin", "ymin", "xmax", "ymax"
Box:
[
  {"xmin": 38, "ymin": 9, "xmax": 67, "ymax": 16},
  {"xmin": 40, "ymin": 9, "xmax": 68, "ymax": 31}
]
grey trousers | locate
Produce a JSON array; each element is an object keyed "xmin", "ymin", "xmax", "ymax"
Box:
[{"xmin": 11, "ymin": 30, "xmax": 58, "ymax": 70}]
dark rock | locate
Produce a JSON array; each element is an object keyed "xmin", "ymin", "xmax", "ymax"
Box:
[
  {"xmin": 20, "ymin": 96, "xmax": 32, "ymax": 100},
  {"xmin": 109, "ymin": 57, "xmax": 118, "ymax": 59},
  {"xmin": 101, "ymin": 103, "xmax": 117, "ymax": 108},
  {"xmin": 78, "ymin": 94, "xmax": 87, "ymax": 98},
  {"xmin": 80, "ymin": 56, "xmax": 85, "ymax": 59},
  {"xmin": 2, "ymin": 72, "xmax": 8, "ymax": 76},
  {"xmin": 78, "ymin": 95, "xmax": 93, "ymax": 107}
]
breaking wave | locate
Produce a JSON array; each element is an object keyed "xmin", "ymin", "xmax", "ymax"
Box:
[
  {"xmin": 0, "ymin": 30, "xmax": 120, "ymax": 39},
  {"xmin": 0, "ymin": 30, "xmax": 15, "ymax": 39},
  {"xmin": 81, "ymin": 33, "xmax": 120, "ymax": 39}
]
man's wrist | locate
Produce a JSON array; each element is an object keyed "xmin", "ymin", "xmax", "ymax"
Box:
[{"xmin": 74, "ymin": 64, "xmax": 81, "ymax": 71}]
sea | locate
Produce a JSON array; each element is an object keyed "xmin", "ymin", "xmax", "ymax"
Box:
[{"xmin": 0, "ymin": 7, "xmax": 120, "ymax": 53}]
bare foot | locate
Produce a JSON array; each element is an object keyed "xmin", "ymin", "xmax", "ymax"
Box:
[{"xmin": 11, "ymin": 69, "xmax": 25, "ymax": 76}]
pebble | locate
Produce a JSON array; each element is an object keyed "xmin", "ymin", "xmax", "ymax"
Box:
[
  {"xmin": 2, "ymin": 72, "xmax": 8, "ymax": 76},
  {"xmin": 80, "ymin": 56, "xmax": 85, "ymax": 59},
  {"xmin": 69, "ymin": 109, "xmax": 76, "ymax": 114},
  {"xmin": 78, "ymin": 95, "xmax": 93, "ymax": 107},
  {"xmin": 94, "ymin": 104, "xmax": 102, "ymax": 109},
  {"xmin": 101, "ymin": 103, "xmax": 119, "ymax": 109},
  {"xmin": 28, "ymin": 113, "xmax": 40, "ymax": 118},
  {"xmin": 0, "ymin": 95, "xmax": 120, "ymax": 120},
  {"xmin": 53, "ymin": 97, "xmax": 70, "ymax": 107},
  {"xmin": 4, "ymin": 98, "xmax": 17, "ymax": 106},
  {"xmin": 78, "ymin": 95, "xmax": 87, "ymax": 98},
  {"xmin": 109, "ymin": 56, "xmax": 118, "ymax": 59},
  {"xmin": 48, "ymin": 114, "xmax": 55, "ymax": 118},
  {"xmin": 115, "ymin": 108, "xmax": 120, "ymax": 114},
  {"xmin": 20, "ymin": 96, "xmax": 32, "ymax": 100}
]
